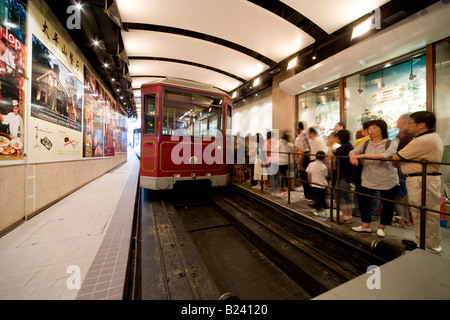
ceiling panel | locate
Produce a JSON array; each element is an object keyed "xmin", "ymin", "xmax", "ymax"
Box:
[
  {"xmin": 130, "ymin": 77, "xmax": 166, "ymax": 90},
  {"xmin": 281, "ymin": 0, "xmax": 391, "ymax": 34},
  {"xmin": 116, "ymin": 0, "xmax": 315, "ymax": 63},
  {"xmin": 122, "ymin": 30, "xmax": 268, "ymax": 81},
  {"xmin": 280, "ymin": 1, "xmax": 450, "ymax": 96},
  {"xmin": 129, "ymin": 60, "xmax": 243, "ymax": 92}
]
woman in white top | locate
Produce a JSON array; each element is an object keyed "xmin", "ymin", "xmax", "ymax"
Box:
[{"xmin": 349, "ymin": 119, "xmax": 398, "ymax": 238}]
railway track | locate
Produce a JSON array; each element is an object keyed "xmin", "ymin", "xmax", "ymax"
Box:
[{"xmin": 129, "ymin": 184, "xmax": 391, "ymax": 300}]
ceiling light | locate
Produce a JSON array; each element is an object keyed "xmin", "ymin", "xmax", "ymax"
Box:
[
  {"xmin": 351, "ymin": 16, "xmax": 372, "ymax": 40},
  {"xmin": 253, "ymin": 77, "xmax": 260, "ymax": 87},
  {"xmin": 232, "ymin": 91, "xmax": 237, "ymax": 99},
  {"xmin": 93, "ymin": 40, "xmax": 99, "ymax": 46},
  {"xmin": 287, "ymin": 56, "xmax": 298, "ymax": 70},
  {"xmin": 103, "ymin": 63, "xmax": 108, "ymax": 68},
  {"xmin": 312, "ymin": 47, "xmax": 317, "ymax": 60},
  {"xmin": 75, "ymin": 3, "xmax": 82, "ymax": 10}
]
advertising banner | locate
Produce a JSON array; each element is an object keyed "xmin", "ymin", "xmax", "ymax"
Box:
[
  {"xmin": 0, "ymin": 0, "xmax": 27, "ymax": 161},
  {"xmin": 83, "ymin": 66, "xmax": 105, "ymax": 157},
  {"xmin": 30, "ymin": 35, "xmax": 83, "ymax": 160},
  {"xmin": 104, "ymin": 95, "xmax": 115, "ymax": 157},
  {"xmin": 29, "ymin": 116, "xmax": 82, "ymax": 160},
  {"xmin": 115, "ymin": 112, "xmax": 128, "ymax": 153}
]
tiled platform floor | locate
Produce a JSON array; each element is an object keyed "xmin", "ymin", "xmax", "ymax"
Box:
[
  {"xmin": 1, "ymin": 156, "xmax": 448, "ymax": 300},
  {"xmin": 0, "ymin": 148, "xmax": 139, "ymax": 300}
]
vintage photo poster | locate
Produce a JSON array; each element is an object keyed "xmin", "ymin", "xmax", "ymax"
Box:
[
  {"xmin": 0, "ymin": 0, "xmax": 27, "ymax": 161},
  {"xmin": 31, "ymin": 35, "xmax": 83, "ymax": 132},
  {"xmin": 29, "ymin": 35, "xmax": 82, "ymax": 160},
  {"xmin": 83, "ymin": 67, "xmax": 105, "ymax": 158}
]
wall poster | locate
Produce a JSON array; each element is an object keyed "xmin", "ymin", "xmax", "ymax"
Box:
[
  {"xmin": 0, "ymin": 0, "xmax": 27, "ymax": 161},
  {"xmin": 104, "ymin": 95, "xmax": 115, "ymax": 157},
  {"xmin": 83, "ymin": 66, "xmax": 105, "ymax": 157},
  {"xmin": 115, "ymin": 112, "xmax": 128, "ymax": 153},
  {"xmin": 30, "ymin": 35, "xmax": 83, "ymax": 160}
]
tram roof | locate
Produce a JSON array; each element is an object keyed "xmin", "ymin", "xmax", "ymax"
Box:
[{"xmin": 140, "ymin": 78, "xmax": 230, "ymax": 97}]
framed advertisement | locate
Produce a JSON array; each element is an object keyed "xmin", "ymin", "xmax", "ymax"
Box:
[
  {"xmin": 0, "ymin": 0, "xmax": 27, "ymax": 161},
  {"xmin": 84, "ymin": 66, "xmax": 105, "ymax": 158},
  {"xmin": 30, "ymin": 35, "xmax": 83, "ymax": 160}
]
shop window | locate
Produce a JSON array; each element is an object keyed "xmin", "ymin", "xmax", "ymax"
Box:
[
  {"xmin": 434, "ymin": 40, "xmax": 450, "ymax": 194},
  {"xmin": 345, "ymin": 52, "xmax": 426, "ymax": 141},
  {"xmin": 297, "ymin": 82, "xmax": 340, "ymax": 138}
]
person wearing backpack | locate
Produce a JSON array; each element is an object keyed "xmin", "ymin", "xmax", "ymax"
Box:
[{"xmin": 349, "ymin": 119, "xmax": 399, "ymax": 237}]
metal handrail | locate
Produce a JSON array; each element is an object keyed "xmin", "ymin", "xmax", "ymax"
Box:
[{"xmin": 253, "ymin": 150, "xmax": 449, "ymax": 251}]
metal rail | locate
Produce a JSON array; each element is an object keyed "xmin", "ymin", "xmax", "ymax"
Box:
[{"xmin": 251, "ymin": 150, "xmax": 449, "ymax": 251}]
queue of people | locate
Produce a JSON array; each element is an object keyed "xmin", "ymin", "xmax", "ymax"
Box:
[{"xmin": 231, "ymin": 114, "xmax": 445, "ymax": 254}]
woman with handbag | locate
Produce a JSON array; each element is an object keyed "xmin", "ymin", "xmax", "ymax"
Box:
[{"xmin": 349, "ymin": 119, "xmax": 399, "ymax": 238}]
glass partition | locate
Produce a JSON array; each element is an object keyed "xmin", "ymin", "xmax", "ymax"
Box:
[
  {"xmin": 162, "ymin": 88, "xmax": 223, "ymax": 137},
  {"xmin": 143, "ymin": 94, "xmax": 156, "ymax": 135},
  {"xmin": 345, "ymin": 52, "xmax": 426, "ymax": 142},
  {"xmin": 434, "ymin": 40, "xmax": 450, "ymax": 195}
]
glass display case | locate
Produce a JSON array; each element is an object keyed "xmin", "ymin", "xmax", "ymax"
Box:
[
  {"xmin": 297, "ymin": 82, "xmax": 340, "ymax": 138},
  {"xmin": 345, "ymin": 52, "xmax": 427, "ymax": 141}
]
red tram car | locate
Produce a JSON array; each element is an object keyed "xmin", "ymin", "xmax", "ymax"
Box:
[{"xmin": 140, "ymin": 78, "xmax": 233, "ymax": 190}]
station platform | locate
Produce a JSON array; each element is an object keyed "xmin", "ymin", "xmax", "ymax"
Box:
[
  {"xmin": 1, "ymin": 154, "xmax": 449, "ymax": 300},
  {"xmin": 232, "ymin": 182, "xmax": 450, "ymax": 261},
  {"xmin": 0, "ymin": 147, "xmax": 139, "ymax": 300}
]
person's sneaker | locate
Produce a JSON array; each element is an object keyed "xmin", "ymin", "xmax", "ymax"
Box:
[
  {"xmin": 352, "ymin": 225, "xmax": 372, "ymax": 233},
  {"xmin": 313, "ymin": 210, "xmax": 326, "ymax": 217},
  {"xmin": 376, "ymin": 228, "xmax": 386, "ymax": 238}
]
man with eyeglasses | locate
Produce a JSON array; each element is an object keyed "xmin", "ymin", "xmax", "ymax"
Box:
[{"xmin": 392, "ymin": 111, "xmax": 444, "ymax": 254}]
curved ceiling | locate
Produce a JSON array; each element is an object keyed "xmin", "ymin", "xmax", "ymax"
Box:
[{"xmin": 45, "ymin": 0, "xmax": 440, "ymax": 118}]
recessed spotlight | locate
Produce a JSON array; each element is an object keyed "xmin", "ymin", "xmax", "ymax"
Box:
[
  {"xmin": 103, "ymin": 63, "xmax": 108, "ymax": 68},
  {"xmin": 287, "ymin": 56, "xmax": 298, "ymax": 70}
]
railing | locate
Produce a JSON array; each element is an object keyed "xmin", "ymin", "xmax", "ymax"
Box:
[{"xmin": 251, "ymin": 150, "xmax": 449, "ymax": 251}]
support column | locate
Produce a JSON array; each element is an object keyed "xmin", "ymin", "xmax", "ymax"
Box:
[{"xmin": 272, "ymin": 70, "xmax": 296, "ymax": 135}]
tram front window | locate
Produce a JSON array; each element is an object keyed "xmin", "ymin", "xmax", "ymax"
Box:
[{"xmin": 162, "ymin": 89, "xmax": 223, "ymax": 138}]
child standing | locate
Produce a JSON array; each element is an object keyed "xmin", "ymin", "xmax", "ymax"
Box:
[{"xmin": 306, "ymin": 151, "xmax": 329, "ymax": 217}]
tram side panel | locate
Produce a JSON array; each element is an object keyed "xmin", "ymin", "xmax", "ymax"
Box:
[{"xmin": 139, "ymin": 82, "xmax": 232, "ymax": 190}]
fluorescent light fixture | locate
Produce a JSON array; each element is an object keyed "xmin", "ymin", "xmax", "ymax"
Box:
[
  {"xmin": 232, "ymin": 91, "xmax": 237, "ymax": 99},
  {"xmin": 351, "ymin": 16, "xmax": 372, "ymax": 40},
  {"xmin": 287, "ymin": 56, "xmax": 298, "ymax": 70},
  {"xmin": 253, "ymin": 77, "xmax": 260, "ymax": 87}
]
